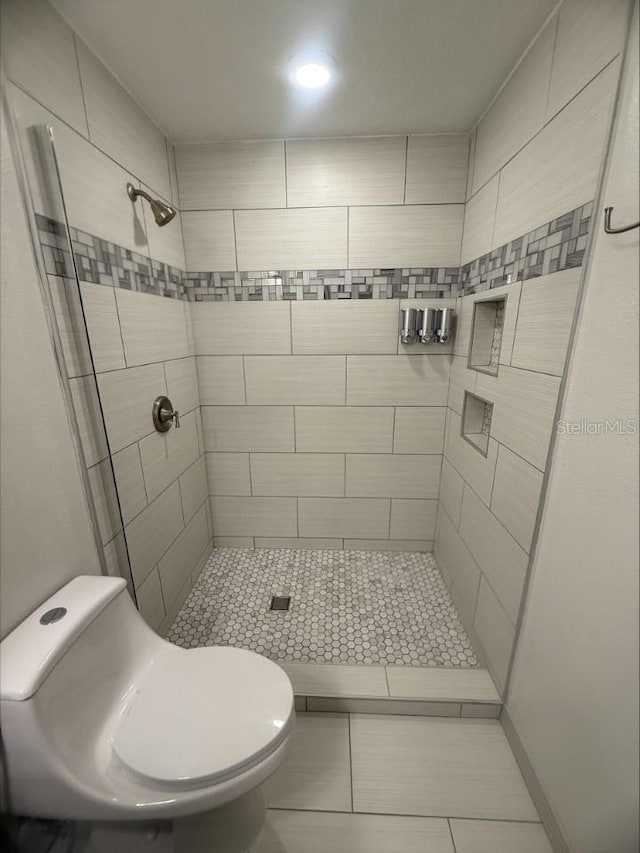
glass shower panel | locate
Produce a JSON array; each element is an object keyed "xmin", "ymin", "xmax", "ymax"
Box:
[{"xmin": 8, "ymin": 110, "xmax": 136, "ymax": 600}]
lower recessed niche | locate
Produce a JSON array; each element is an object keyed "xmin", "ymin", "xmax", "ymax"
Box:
[
  {"xmin": 469, "ymin": 297, "xmax": 506, "ymax": 375},
  {"xmin": 462, "ymin": 391, "xmax": 494, "ymax": 456}
]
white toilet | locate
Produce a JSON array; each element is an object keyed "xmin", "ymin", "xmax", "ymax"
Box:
[{"xmin": 0, "ymin": 575, "xmax": 296, "ymax": 852}]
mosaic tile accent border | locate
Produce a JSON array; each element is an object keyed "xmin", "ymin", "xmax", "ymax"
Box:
[
  {"xmin": 460, "ymin": 201, "xmax": 593, "ymax": 296},
  {"xmin": 36, "ymin": 214, "xmax": 188, "ymax": 300},
  {"xmin": 36, "ymin": 201, "xmax": 593, "ymax": 303},
  {"xmin": 185, "ymin": 266, "xmax": 461, "ymax": 302}
]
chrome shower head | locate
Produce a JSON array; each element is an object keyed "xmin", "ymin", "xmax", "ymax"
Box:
[{"xmin": 126, "ymin": 182, "xmax": 177, "ymax": 227}]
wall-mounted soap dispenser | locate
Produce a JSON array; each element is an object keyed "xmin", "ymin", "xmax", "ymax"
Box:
[
  {"xmin": 400, "ymin": 307, "xmax": 455, "ymax": 345},
  {"xmin": 435, "ymin": 308, "xmax": 454, "ymax": 344},
  {"xmin": 400, "ymin": 308, "xmax": 418, "ymax": 344},
  {"xmin": 417, "ymin": 308, "xmax": 438, "ymax": 344}
]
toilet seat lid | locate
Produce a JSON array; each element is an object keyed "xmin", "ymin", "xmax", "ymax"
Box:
[{"xmin": 112, "ymin": 646, "xmax": 294, "ymax": 789}]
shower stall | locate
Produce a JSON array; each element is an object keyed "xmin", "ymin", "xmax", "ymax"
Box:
[{"xmin": 2, "ymin": 0, "xmax": 629, "ymax": 712}]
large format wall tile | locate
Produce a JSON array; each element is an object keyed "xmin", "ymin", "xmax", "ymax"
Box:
[
  {"xmin": 475, "ymin": 367, "xmax": 561, "ymax": 471},
  {"xmin": 295, "ymin": 407, "xmax": 394, "ymax": 453},
  {"xmin": 179, "ymin": 456, "xmax": 209, "ymax": 522},
  {"xmin": 1, "ymin": 0, "xmax": 88, "ymax": 135},
  {"xmin": 202, "ymin": 406, "xmax": 294, "ymax": 452},
  {"xmin": 112, "ymin": 443, "xmax": 147, "ymax": 524},
  {"xmin": 158, "ymin": 505, "xmax": 210, "ymax": 610},
  {"xmin": 197, "ymin": 356, "xmax": 246, "ymax": 405},
  {"xmin": 492, "ymin": 61, "xmax": 618, "ymax": 248},
  {"xmin": 235, "ymin": 207, "xmax": 348, "ymax": 270},
  {"xmin": 10, "ymin": 86, "xmax": 149, "ymax": 255},
  {"xmin": 115, "ymin": 288, "xmax": 189, "ymax": 366},
  {"xmin": 139, "ymin": 410, "xmax": 200, "ymax": 502},
  {"xmin": 435, "ymin": 510, "xmax": 481, "ymax": 626},
  {"xmin": 448, "ymin": 356, "xmax": 477, "ymax": 417},
  {"xmin": 298, "ymin": 498, "xmax": 390, "ymax": 539},
  {"xmin": 81, "ymin": 283, "xmax": 126, "ymax": 373},
  {"xmin": 125, "ymin": 481, "xmax": 184, "ymax": 586},
  {"xmin": 347, "ymin": 356, "xmax": 450, "ymax": 406},
  {"xmin": 349, "ymin": 205, "xmax": 464, "ymax": 267},
  {"xmin": 346, "ymin": 454, "xmax": 441, "ymax": 499},
  {"xmin": 291, "ymin": 300, "xmax": 398, "ymax": 355},
  {"xmin": 460, "ymin": 176, "xmax": 499, "ymax": 264},
  {"xmin": 472, "ymin": 20, "xmax": 555, "ymax": 194},
  {"xmin": 69, "ymin": 375, "xmax": 109, "ymax": 466},
  {"xmin": 459, "ymin": 487, "xmax": 528, "ymax": 623},
  {"xmin": 510, "ymin": 269, "xmax": 580, "ymax": 375},
  {"xmin": 405, "ymin": 135, "xmax": 469, "ymax": 204},
  {"xmin": 473, "ymin": 579, "xmax": 516, "ymax": 692},
  {"xmin": 546, "ymin": 0, "xmax": 629, "ymax": 120},
  {"xmin": 251, "ymin": 453, "xmax": 345, "ymax": 497},
  {"xmin": 75, "ymin": 40, "xmax": 171, "ymax": 199},
  {"xmin": 444, "ymin": 411, "xmax": 498, "ymax": 507},
  {"xmin": 245, "ymin": 356, "xmax": 346, "ymax": 405},
  {"xmin": 136, "ymin": 567, "xmax": 165, "ymax": 630},
  {"xmin": 97, "ymin": 363, "xmax": 166, "ymax": 453},
  {"xmin": 206, "ymin": 453, "xmax": 251, "ymax": 496},
  {"xmin": 192, "ymin": 302, "xmax": 291, "ymax": 355},
  {"xmin": 490, "ymin": 445, "xmax": 543, "ymax": 553},
  {"xmin": 165, "ymin": 357, "xmax": 200, "ymax": 415},
  {"xmin": 438, "ymin": 458, "xmax": 464, "ymax": 527},
  {"xmin": 210, "ymin": 496, "xmax": 297, "ymax": 537},
  {"xmin": 176, "ymin": 140, "xmax": 286, "ymax": 209},
  {"xmin": 182, "ymin": 210, "xmax": 237, "ymax": 271},
  {"xmin": 393, "ymin": 408, "xmax": 447, "ymax": 454},
  {"xmin": 286, "ymin": 137, "xmax": 406, "ymax": 207},
  {"xmin": 390, "ymin": 500, "xmax": 437, "ymax": 540}
]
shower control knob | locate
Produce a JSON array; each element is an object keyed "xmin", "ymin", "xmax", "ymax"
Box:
[{"xmin": 152, "ymin": 396, "xmax": 180, "ymax": 432}]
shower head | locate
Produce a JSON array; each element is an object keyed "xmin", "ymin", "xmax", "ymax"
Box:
[{"xmin": 126, "ymin": 182, "xmax": 177, "ymax": 227}]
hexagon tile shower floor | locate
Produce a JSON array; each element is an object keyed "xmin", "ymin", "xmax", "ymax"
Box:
[{"xmin": 167, "ymin": 549, "xmax": 478, "ymax": 667}]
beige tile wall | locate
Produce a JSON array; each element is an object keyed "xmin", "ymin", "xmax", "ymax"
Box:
[
  {"xmin": 177, "ymin": 134, "xmax": 468, "ymax": 271},
  {"xmin": 437, "ymin": 0, "xmax": 626, "ymax": 691},
  {"xmin": 199, "ymin": 300, "xmax": 453, "ymax": 550}
]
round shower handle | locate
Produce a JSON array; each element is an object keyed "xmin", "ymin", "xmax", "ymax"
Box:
[{"xmin": 152, "ymin": 396, "xmax": 180, "ymax": 432}]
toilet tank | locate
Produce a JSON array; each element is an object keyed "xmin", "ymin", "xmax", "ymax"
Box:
[{"xmin": 0, "ymin": 575, "xmax": 164, "ymax": 817}]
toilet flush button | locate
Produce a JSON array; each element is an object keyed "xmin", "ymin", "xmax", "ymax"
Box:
[{"xmin": 39, "ymin": 607, "xmax": 67, "ymax": 625}]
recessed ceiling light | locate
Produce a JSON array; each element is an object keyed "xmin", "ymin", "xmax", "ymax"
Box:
[
  {"xmin": 289, "ymin": 52, "xmax": 336, "ymax": 89},
  {"xmin": 294, "ymin": 62, "xmax": 331, "ymax": 88}
]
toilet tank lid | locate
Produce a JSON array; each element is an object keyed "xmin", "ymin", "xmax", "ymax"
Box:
[{"xmin": 0, "ymin": 575, "xmax": 127, "ymax": 702}]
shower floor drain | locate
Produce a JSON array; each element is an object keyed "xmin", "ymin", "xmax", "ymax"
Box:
[{"xmin": 269, "ymin": 595, "xmax": 291, "ymax": 611}]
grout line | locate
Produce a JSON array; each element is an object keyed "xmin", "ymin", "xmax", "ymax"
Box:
[
  {"xmin": 71, "ymin": 34, "xmax": 91, "ymax": 140},
  {"xmin": 283, "ymin": 140, "xmax": 289, "ymax": 208},
  {"xmin": 231, "ymin": 209, "xmax": 239, "ymax": 271},
  {"xmin": 402, "ymin": 135, "xmax": 409, "ymax": 203},
  {"xmin": 447, "ymin": 818, "xmax": 460, "ymax": 853},
  {"xmin": 347, "ymin": 713, "xmax": 354, "ymax": 813}
]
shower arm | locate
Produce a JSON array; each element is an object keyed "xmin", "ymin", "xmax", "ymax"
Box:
[{"xmin": 126, "ymin": 183, "xmax": 154, "ymax": 205}]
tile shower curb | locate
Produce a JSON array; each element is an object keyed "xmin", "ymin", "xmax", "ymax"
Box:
[{"xmin": 281, "ymin": 662, "xmax": 502, "ymax": 719}]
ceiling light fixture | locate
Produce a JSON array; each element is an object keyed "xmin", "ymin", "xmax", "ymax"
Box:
[{"xmin": 289, "ymin": 51, "xmax": 336, "ymax": 89}]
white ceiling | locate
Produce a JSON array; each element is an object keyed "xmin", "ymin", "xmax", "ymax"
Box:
[{"xmin": 52, "ymin": 0, "xmax": 558, "ymax": 143}]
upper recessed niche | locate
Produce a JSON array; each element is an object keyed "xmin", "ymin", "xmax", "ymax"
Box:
[{"xmin": 469, "ymin": 297, "xmax": 506, "ymax": 376}]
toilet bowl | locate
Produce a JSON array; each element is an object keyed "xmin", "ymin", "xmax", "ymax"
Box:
[{"xmin": 0, "ymin": 575, "xmax": 295, "ymax": 852}]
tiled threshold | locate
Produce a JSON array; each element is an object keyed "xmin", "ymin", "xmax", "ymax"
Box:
[{"xmin": 281, "ymin": 662, "xmax": 502, "ymax": 719}]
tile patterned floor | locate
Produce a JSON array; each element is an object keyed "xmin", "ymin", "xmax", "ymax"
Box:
[
  {"xmin": 167, "ymin": 548, "xmax": 478, "ymax": 667},
  {"xmin": 255, "ymin": 712, "xmax": 553, "ymax": 853}
]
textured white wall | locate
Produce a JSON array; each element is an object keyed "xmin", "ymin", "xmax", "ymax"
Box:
[{"xmin": 506, "ymin": 4, "xmax": 639, "ymax": 851}]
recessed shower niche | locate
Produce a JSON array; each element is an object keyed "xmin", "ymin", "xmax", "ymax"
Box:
[
  {"xmin": 468, "ymin": 296, "xmax": 506, "ymax": 375},
  {"xmin": 462, "ymin": 391, "xmax": 494, "ymax": 456}
]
